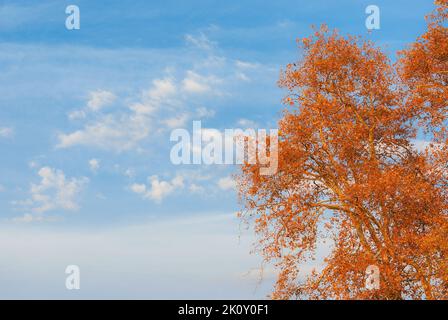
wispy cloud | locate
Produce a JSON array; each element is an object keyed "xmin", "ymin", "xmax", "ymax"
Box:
[
  {"xmin": 88, "ymin": 159, "xmax": 100, "ymax": 173},
  {"xmin": 0, "ymin": 213, "xmax": 274, "ymax": 299},
  {"xmin": 185, "ymin": 32, "xmax": 217, "ymax": 51},
  {"xmin": 131, "ymin": 175, "xmax": 184, "ymax": 203},
  {"xmin": 14, "ymin": 167, "xmax": 89, "ymax": 214},
  {"xmin": 0, "ymin": 127, "xmax": 13, "ymax": 138},
  {"xmin": 182, "ymin": 71, "xmax": 215, "ymax": 94},
  {"xmin": 57, "ymin": 70, "xmax": 226, "ymax": 152},
  {"xmin": 69, "ymin": 90, "xmax": 116, "ymax": 120},
  {"xmin": 217, "ymin": 176, "xmax": 236, "ymax": 191},
  {"xmin": 0, "ymin": 3, "xmax": 51, "ymax": 31}
]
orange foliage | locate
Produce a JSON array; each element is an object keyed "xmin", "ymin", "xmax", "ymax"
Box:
[
  {"xmin": 238, "ymin": 2, "xmax": 448, "ymax": 300},
  {"xmin": 398, "ymin": 0, "xmax": 448, "ymax": 131}
]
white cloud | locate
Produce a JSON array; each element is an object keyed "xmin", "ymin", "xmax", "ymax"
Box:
[
  {"xmin": 68, "ymin": 90, "xmax": 116, "ymax": 120},
  {"xmin": 87, "ymin": 90, "xmax": 116, "ymax": 112},
  {"xmin": 235, "ymin": 60, "xmax": 258, "ymax": 69},
  {"xmin": 124, "ymin": 168, "xmax": 136, "ymax": 178},
  {"xmin": 131, "ymin": 175, "xmax": 184, "ymax": 203},
  {"xmin": 236, "ymin": 72, "xmax": 250, "ymax": 82},
  {"xmin": 59, "ymin": 87, "xmax": 155, "ymax": 152},
  {"xmin": 0, "ymin": 127, "xmax": 13, "ymax": 138},
  {"xmin": 68, "ymin": 109, "xmax": 87, "ymax": 120},
  {"xmin": 237, "ymin": 118, "xmax": 258, "ymax": 128},
  {"xmin": 189, "ymin": 183, "xmax": 205, "ymax": 194},
  {"xmin": 13, "ymin": 213, "xmax": 34, "ymax": 223},
  {"xmin": 196, "ymin": 107, "xmax": 215, "ymax": 118},
  {"xmin": 182, "ymin": 71, "xmax": 211, "ymax": 94},
  {"xmin": 89, "ymin": 159, "xmax": 100, "ymax": 172},
  {"xmin": 162, "ymin": 114, "xmax": 189, "ymax": 129},
  {"xmin": 147, "ymin": 78, "xmax": 176, "ymax": 101},
  {"xmin": 18, "ymin": 167, "xmax": 89, "ymax": 214},
  {"xmin": 58, "ymin": 72, "xmax": 218, "ymax": 151},
  {"xmin": 185, "ymin": 32, "xmax": 216, "ymax": 51},
  {"xmin": 128, "ymin": 102, "xmax": 155, "ymax": 115},
  {"xmin": 28, "ymin": 161, "xmax": 39, "ymax": 168},
  {"xmin": 130, "ymin": 183, "xmax": 147, "ymax": 194},
  {"xmin": 0, "ymin": 184, "xmax": 5, "ymax": 192},
  {"xmin": 217, "ymin": 176, "xmax": 236, "ymax": 191},
  {"xmin": 49, "ymin": 34, "xmax": 265, "ymax": 153},
  {"xmin": 234, "ymin": 60, "xmax": 258, "ymax": 82},
  {"xmin": 58, "ymin": 78, "xmax": 178, "ymax": 152},
  {"xmin": 11, "ymin": 213, "xmax": 59, "ymax": 223},
  {"xmin": 58, "ymin": 112, "xmax": 151, "ymax": 151}
]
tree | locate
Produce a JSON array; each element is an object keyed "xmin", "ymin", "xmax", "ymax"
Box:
[
  {"xmin": 237, "ymin": 2, "xmax": 447, "ymax": 300},
  {"xmin": 399, "ymin": 0, "xmax": 448, "ymax": 131}
]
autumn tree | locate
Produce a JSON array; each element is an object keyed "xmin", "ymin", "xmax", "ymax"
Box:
[
  {"xmin": 399, "ymin": 0, "xmax": 448, "ymax": 131},
  {"xmin": 238, "ymin": 2, "xmax": 447, "ymax": 300}
]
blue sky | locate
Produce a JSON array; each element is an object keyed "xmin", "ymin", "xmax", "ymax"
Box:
[{"xmin": 0, "ymin": 0, "xmax": 435, "ymax": 299}]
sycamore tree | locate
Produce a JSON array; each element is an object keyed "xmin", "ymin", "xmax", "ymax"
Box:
[{"xmin": 237, "ymin": 1, "xmax": 447, "ymax": 300}]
